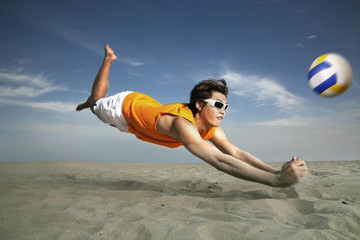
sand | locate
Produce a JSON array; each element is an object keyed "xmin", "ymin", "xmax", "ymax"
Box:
[{"xmin": 0, "ymin": 160, "xmax": 359, "ymax": 240}]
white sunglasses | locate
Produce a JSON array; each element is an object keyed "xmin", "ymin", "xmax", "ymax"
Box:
[{"xmin": 203, "ymin": 99, "xmax": 229, "ymax": 111}]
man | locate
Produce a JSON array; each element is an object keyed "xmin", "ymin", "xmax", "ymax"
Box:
[{"xmin": 77, "ymin": 45, "xmax": 308, "ymax": 187}]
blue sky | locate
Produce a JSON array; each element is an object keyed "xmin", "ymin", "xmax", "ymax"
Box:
[{"xmin": 0, "ymin": 0, "xmax": 359, "ymax": 163}]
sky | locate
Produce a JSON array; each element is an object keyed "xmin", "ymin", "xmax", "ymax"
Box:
[{"xmin": 0, "ymin": 0, "xmax": 359, "ymax": 163}]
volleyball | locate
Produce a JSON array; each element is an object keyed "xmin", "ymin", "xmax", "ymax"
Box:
[{"xmin": 307, "ymin": 53, "xmax": 352, "ymax": 97}]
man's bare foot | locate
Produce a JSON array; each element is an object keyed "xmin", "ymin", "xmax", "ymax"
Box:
[
  {"xmin": 104, "ymin": 44, "xmax": 117, "ymax": 63},
  {"xmin": 76, "ymin": 96, "xmax": 95, "ymax": 111}
]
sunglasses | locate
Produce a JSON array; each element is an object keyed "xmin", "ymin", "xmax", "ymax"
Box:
[{"xmin": 202, "ymin": 99, "xmax": 229, "ymax": 111}]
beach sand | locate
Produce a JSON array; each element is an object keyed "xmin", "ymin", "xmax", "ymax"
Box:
[{"xmin": 0, "ymin": 160, "xmax": 359, "ymax": 240}]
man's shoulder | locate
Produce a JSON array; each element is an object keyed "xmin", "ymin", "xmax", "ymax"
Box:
[
  {"xmin": 158, "ymin": 114, "xmax": 195, "ymax": 130},
  {"xmin": 172, "ymin": 115, "xmax": 195, "ymax": 128},
  {"xmin": 157, "ymin": 114, "xmax": 197, "ymax": 139}
]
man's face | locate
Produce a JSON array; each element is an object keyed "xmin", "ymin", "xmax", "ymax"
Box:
[{"xmin": 197, "ymin": 91, "xmax": 227, "ymax": 128}]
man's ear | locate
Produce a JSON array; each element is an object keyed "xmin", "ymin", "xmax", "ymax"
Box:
[{"xmin": 195, "ymin": 100, "xmax": 204, "ymax": 111}]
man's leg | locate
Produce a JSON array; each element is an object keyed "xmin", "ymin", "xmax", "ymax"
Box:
[{"xmin": 76, "ymin": 44, "xmax": 117, "ymax": 111}]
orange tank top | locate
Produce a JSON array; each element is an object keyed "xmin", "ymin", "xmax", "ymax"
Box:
[{"xmin": 122, "ymin": 92, "xmax": 216, "ymax": 148}]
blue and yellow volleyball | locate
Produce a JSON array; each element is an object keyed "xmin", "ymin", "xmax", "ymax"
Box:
[{"xmin": 307, "ymin": 53, "xmax": 352, "ymax": 97}]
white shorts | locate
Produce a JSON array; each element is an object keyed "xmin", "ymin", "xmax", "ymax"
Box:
[{"xmin": 93, "ymin": 91, "xmax": 134, "ymax": 132}]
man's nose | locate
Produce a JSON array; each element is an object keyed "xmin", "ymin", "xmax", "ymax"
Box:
[{"xmin": 219, "ymin": 108, "xmax": 226, "ymax": 115}]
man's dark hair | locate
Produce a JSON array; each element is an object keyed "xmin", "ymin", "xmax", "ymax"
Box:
[{"xmin": 188, "ymin": 79, "xmax": 228, "ymax": 115}]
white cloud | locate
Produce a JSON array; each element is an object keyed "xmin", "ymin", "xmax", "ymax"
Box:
[
  {"xmin": 0, "ymin": 85, "xmax": 63, "ymax": 98},
  {"xmin": 0, "ymin": 97, "xmax": 75, "ymax": 113},
  {"xmin": 221, "ymin": 70, "xmax": 304, "ymax": 111},
  {"xmin": 0, "ymin": 71, "xmax": 67, "ymax": 98},
  {"xmin": 49, "ymin": 27, "xmax": 148, "ymax": 66},
  {"xmin": 0, "ymin": 70, "xmax": 73, "ymax": 113},
  {"xmin": 117, "ymin": 57, "xmax": 148, "ymax": 66},
  {"xmin": 0, "ymin": 71, "xmax": 51, "ymax": 87},
  {"xmin": 250, "ymin": 116, "xmax": 312, "ymax": 127},
  {"xmin": 296, "ymin": 43, "xmax": 306, "ymax": 49},
  {"xmin": 296, "ymin": 34, "xmax": 317, "ymax": 49},
  {"xmin": 307, "ymin": 34, "xmax": 317, "ymax": 39}
]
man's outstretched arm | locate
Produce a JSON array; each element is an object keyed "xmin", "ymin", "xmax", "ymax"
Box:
[
  {"xmin": 210, "ymin": 127, "xmax": 280, "ymax": 174},
  {"xmin": 168, "ymin": 118, "xmax": 307, "ymax": 187}
]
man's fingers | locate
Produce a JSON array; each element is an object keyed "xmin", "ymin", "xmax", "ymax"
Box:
[
  {"xmin": 296, "ymin": 162, "xmax": 308, "ymax": 171},
  {"xmin": 296, "ymin": 164, "xmax": 308, "ymax": 178},
  {"xmin": 294, "ymin": 158, "xmax": 306, "ymax": 167}
]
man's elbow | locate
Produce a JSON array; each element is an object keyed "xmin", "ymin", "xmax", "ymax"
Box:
[
  {"xmin": 205, "ymin": 155, "xmax": 231, "ymax": 172},
  {"xmin": 184, "ymin": 142, "xmax": 228, "ymax": 171}
]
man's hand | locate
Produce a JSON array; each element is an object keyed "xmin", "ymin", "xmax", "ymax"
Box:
[{"xmin": 277, "ymin": 157, "xmax": 308, "ymax": 187}]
